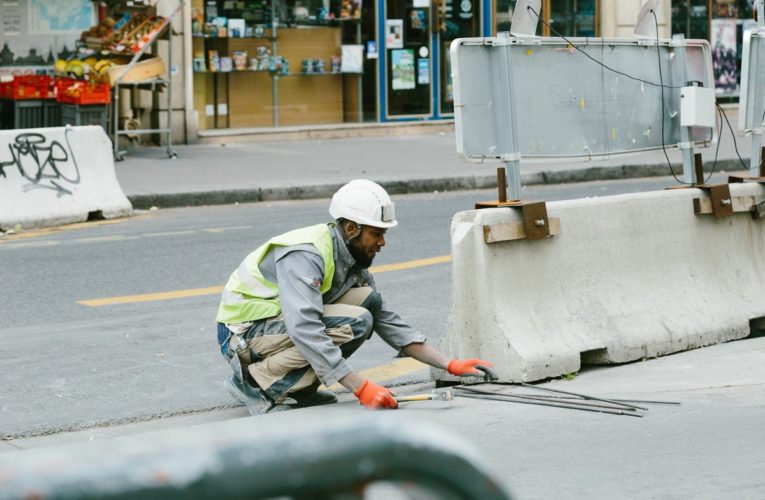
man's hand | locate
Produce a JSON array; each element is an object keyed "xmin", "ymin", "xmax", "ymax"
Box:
[
  {"xmin": 447, "ymin": 358, "xmax": 494, "ymax": 377},
  {"xmin": 354, "ymin": 379, "xmax": 398, "ymax": 409}
]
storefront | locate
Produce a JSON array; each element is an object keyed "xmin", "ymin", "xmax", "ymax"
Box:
[
  {"xmin": 671, "ymin": 0, "xmax": 756, "ymax": 99},
  {"xmin": 190, "ymin": 0, "xmax": 488, "ymax": 130},
  {"xmin": 379, "ymin": 0, "xmax": 487, "ymax": 120},
  {"xmin": 0, "ymin": 1, "xmax": 758, "ymax": 141}
]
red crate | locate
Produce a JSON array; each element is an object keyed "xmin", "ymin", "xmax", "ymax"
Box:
[
  {"xmin": 56, "ymin": 80, "xmax": 111, "ymax": 105},
  {"xmin": 53, "ymin": 77, "xmax": 77, "ymax": 99},
  {"xmin": 0, "ymin": 75, "xmax": 53, "ymax": 100}
]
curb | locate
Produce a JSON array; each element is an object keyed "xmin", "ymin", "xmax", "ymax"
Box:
[{"xmin": 127, "ymin": 159, "xmax": 749, "ymax": 209}]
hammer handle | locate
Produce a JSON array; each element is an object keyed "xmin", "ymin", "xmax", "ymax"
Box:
[{"xmin": 396, "ymin": 394, "xmax": 432, "ymax": 402}]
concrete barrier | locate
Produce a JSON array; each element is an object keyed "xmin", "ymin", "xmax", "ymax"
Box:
[
  {"xmin": 0, "ymin": 126, "xmax": 132, "ymax": 230},
  {"xmin": 0, "ymin": 410, "xmax": 511, "ymax": 499},
  {"xmin": 433, "ymin": 183, "xmax": 765, "ymax": 383}
]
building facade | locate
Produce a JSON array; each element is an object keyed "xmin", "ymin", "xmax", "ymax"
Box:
[{"xmin": 0, "ymin": 0, "xmax": 755, "ymax": 143}]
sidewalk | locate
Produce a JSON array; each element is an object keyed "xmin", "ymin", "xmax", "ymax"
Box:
[
  {"xmin": 3, "ymin": 334, "xmax": 764, "ymax": 499},
  {"xmin": 116, "ymin": 109, "xmax": 755, "ymax": 209}
]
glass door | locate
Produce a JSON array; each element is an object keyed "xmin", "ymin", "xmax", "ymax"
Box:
[
  {"xmin": 437, "ymin": 0, "xmax": 481, "ymax": 115},
  {"xmin": 385, "ymin": 0, "xmax": 433, "ymax": 117}
]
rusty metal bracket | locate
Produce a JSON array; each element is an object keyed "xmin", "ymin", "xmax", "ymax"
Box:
[
  {"xmin": 475, "ymin": 167, "xmax": 557, "ymax": 242},
  {"xmin": 478, "ymin": 201, "xmax": 559, "ymax": 243},
  {"xmin": 521, "ymin": 201, "xmax": 551, "ymax": 240},
  {"xmin": 692, "ymin": 183, "xmax": 734, "ymax": 217}
]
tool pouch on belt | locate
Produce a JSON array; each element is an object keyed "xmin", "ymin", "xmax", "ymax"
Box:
[{"xmin": 229, "ymin": 333, "xmax": 253, "ymax": 383}]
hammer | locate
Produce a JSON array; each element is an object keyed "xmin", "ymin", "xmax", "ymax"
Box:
[{"xmin": 396, "ymin": 388, "xmax": 454, "ymax": 403}]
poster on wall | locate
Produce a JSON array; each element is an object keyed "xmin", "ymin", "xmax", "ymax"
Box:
[
  {"xmin": 417, "ymin": 57, "xmax": 429, "ymax": 84},
  {"xmin": 341, "ymin": 44, "xmax": 364, "ymax": 73},
  {"xmin": 386, "ymin": 19, "xmax": 403, "ymax": 49},
  {"xmin": 0, "ymin": 0, "xmax": 94, "ymax": 74},
  {"xmin": 391, "ymin": 49, "xmax": 415, "ymax": 90},
  {"xmin": 28, "ymin": 0, "xmax": 94, "ymax": 33},
  {"xmin": 711, "ymin": 18, "xmax": 738, "ymax": 95}
]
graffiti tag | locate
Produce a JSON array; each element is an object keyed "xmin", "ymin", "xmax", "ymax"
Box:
[{"xmin": 0, "ymin": 130, "xmax": 81, "ymax": 196}]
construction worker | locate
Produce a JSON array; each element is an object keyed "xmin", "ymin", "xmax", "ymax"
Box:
[{"xmin": 216, "ymin": 179, "xmax": 492, "ymax": 414}]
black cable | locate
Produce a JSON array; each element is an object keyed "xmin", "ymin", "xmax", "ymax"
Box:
[
  {"xmin": 526, "ymin": 5, "xmax": 743, "ymax": 184},
  {"xmin": 717, "ymin": 103, "xmax": 750, "ymax": 171},
  {"xmin": 705, "ymin": 105, "xmax": 723, "ymax": 184},
  {"xmin": 652, "ymin": 9, "xmax": 688, "ymax": 184},
  {"xmin": 526, "ymin": 5, "xmax": 683, "ymax": 90}
]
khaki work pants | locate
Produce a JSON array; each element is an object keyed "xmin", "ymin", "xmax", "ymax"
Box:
[{"xmin": 237, "ymin": 286, "xmax": 378, "ymax": 404}]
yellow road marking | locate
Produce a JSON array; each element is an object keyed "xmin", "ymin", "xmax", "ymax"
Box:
[
  {"xmin": 323, "ymin": 358, "xmax": 428, "ymax": 391},
  {"xmin": 203, "ymin": 225, "xmax": 254, "ymax": 233},
  {"xmin": 78, "ymin": 254, "xmax": 452, "ymax": 307},
  {"xmin": 78, "ymin": 286, "xmax": 225, "ymax": 307},
  {"xmin": 369, "ymin": 254, "xmax": 451, "ymax": 273},
  {"xmin": 76, "ymin": 235, "xmax": 141, "ymax": 243},
  {"xmin": 143, "ymin": 230, "xmax": 197, "ymax": 238},
  {"xmin": 1, "ymin": 240, "xmax": 60, "ymax": 249}
]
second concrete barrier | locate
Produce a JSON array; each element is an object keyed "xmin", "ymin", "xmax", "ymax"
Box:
[{"xmin": 434, "ymin": 183, "xmax": 765, "ymax": 383}]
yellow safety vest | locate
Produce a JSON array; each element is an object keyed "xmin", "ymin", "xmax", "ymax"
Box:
[{"xmin": 216, "ymin": 223, "xmax": 336, "ymax": 323}]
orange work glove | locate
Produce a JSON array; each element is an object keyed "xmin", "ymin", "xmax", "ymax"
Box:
[
  {"xmin": 354, "ymin": 379, "xmax": 398, "ymax": 409},
  {"xmin": 447, "ymin": 358, "xmax": 494, "ymax": 376}
]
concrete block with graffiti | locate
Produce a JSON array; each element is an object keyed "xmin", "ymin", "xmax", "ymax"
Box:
[{"xmin": 0, "ymin": 126, "xmax": 132, "ymax": 230}]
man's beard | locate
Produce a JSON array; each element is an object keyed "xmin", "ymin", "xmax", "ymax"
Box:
[{"xmin": 348, "ymin": 239, "xmax": 375, "ymax": 268}]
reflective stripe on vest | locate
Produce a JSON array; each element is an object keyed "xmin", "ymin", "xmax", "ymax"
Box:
[{"xmin": 216, "ymin": 223, "xmax": 336, "ymax": 324}]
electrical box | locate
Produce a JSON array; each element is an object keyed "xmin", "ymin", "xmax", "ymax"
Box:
[{"xmin": 680, "ymin": 86, "xmax": 716, "ymax": 128}]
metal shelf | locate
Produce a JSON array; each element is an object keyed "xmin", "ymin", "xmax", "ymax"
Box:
[{"xmin": 110, "ymin": 1, "xmax": 183, "ymax": 161}]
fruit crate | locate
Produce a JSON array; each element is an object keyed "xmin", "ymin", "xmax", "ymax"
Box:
[
  {"xmin": 0, "ymin": 75, "xmax": 53, "ymax": 100},
  {"xmin": 61, "ymin": 103, "xmax": 108, "ymax": 129},
  {"xmin": 56, "ymin": 80, "xmax": 111, "ymax": 105}
]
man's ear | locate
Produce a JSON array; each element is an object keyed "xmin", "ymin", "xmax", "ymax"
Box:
[{"xmin": 343, "ymin": 220, "xmax": 361, "ymax": 239}]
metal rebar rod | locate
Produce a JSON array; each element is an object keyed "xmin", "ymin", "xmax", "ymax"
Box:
[
  {"xmin": 520, "ymin": 383, "xmax": 647, "ymax": 411},
  {"xmin": 454, "ymin": 392, "xmax": 643, "ymax": 417},
  {"xmin": 497, "ymin": 392, "xmax": 680, "ymax": 406},
  {"xmin": 456, "ymin": 386, "xmax": 637, "ymax": 412},
  {"xmin": 608, "ymin": 398, "xmax": 680, "ymax": 406}
]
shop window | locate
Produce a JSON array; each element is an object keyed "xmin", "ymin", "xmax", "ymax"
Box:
[
  {"xmin": 672, "ymin": 0, "xmax": 756, "ymax": 99},
  {"xmin": 494, "ymin": 0, "xmax": 596, "ymax": 37}
]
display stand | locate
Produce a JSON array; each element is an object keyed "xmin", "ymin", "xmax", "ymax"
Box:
[
  {"xmin": 192, "ymin": 0, "xmax": 363, "ymax": 129},
  {"xmin": 111, "ymin": 0, "xmax": 183, "ymax": 161}
]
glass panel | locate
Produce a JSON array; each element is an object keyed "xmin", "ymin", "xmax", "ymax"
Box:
[
  {"xmin": 495, "ymin": 0, "xmax": 543, "ymax": 35},
  {"xmin": 386, "ymin": 0, "xmax": 431, "ymax": 116},
  {"xmin": 439, "ymin": 0, "xmax": 481, "ymax": 114},
  {"xmin": 549, "ymin": 0, "xmax": 595, "ymax": 37}
]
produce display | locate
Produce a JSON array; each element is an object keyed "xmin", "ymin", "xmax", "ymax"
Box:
[
  {"xmin": 53, "ymin": 55, "xmax": 130, "ymax": 83},
  {"xmin": 81, "ymin": 13, "xmax": 167, "ymax": 54}
]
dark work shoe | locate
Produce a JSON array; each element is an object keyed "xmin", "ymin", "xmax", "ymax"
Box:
[
  {"xmin": 289, "ymin": 387, "xmax": 338, "ymax": 407},
  {"xmin": 224, "ymin": 375, "xmax": 274, "ymax": 415}
]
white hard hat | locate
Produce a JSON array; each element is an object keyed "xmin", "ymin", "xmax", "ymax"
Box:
[{"xmin": 329, "ymin": 179, "xmax": 398, "ymax": 229}]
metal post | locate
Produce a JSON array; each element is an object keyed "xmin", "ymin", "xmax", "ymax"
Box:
[
  {"xmin": 752, "ymin": 131, "xmax": 763, "ymax": 176},
  {"xmin": 749, "ymin": 1, "xmax": 765, "ymax": 176},
  {"xmin": 357, "ymin": 22, "xmax": 363, "ymax": 123},
  {"xmin": 167, "ymin": 23, "xmax": 174, "ymax": 157},
  {"xmin": 694, "ymin": 152, "xmax": 704, "ymax": 185},
  {"xmin": 505, "ymin": 161, "xmax": 522, "ymax": 200},
  {"xmin": 672, "ymin": 34, "xmax": 696, "ymax": 184},
  {"xmin": 497, "ymin": 167, "xmax": 507, "ymax": 203},
  {"xmin": 271, "ymin": 0, "xmax": 279, "ymax": 127},
  {"xmin": 497, "ymin": 33, "xmax": 523, "ymax": 201},
  {"xmin": 112, "ymin": 85, "xmax": 120, "ymax": 159}
]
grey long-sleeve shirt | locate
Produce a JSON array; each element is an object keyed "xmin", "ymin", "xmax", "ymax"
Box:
[{"xmin": 257, "ymin": 224, "xmax": 426, "ymax": 386}]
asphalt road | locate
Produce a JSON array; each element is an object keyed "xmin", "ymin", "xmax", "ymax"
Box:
[{"xmin": 0, "ymin": 175, "xmax": 735, "ymax": 438}]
